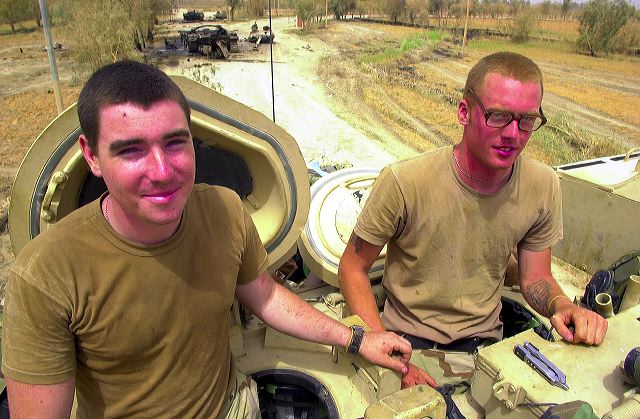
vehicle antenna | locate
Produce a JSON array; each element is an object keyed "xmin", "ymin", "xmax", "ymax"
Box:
[
  {"xmin": 38, "ymin": 0, "xmax": 64, "ymax": 115},
  {"xmin": 268, "ymin": 0, "xmax": 276, "ymax": 122}
]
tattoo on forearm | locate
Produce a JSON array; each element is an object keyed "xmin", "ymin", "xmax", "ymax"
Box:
[
  {"xmin": 526, "ymin": 280, "xmax": 552, "ymax": 316},
  {"xmin": 350, "ymin": 232, "xmax": 364, "ymax": 254}
]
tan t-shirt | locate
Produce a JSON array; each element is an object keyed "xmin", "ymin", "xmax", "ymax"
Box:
[
  {"xmin": 354, "ymin": 146, "xmax": 563, "ymax": 343},
  {"xmin": 2, "ymin": 184, "xmax": 268, "ymax": 417}
]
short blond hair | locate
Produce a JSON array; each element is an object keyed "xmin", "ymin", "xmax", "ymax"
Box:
[{"xmin": 464, "ymin": 52, "xmax": 543, "ymax": 104}]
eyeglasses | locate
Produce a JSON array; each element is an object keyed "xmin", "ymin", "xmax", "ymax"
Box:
[{"xmin": 466, "ymin": 88, "xmax": 547, "ymax": 132}]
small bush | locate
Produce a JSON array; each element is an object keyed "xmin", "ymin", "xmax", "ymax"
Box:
[
  {"xmin": 510, "ymin": 8, "xmax": 538, "ymax": 43},
  {"xmin": 64, "ymin": 0, "xmax": 142, "ymax": 80}
]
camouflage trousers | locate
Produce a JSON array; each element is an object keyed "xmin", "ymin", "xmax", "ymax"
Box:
[
  {"xmin": 409, "ymin": 346, "xmax": 485, "ymax": 394},
  {"xmin": 223, "ymin": 371, "xmax": 261, "ymax": 419}
]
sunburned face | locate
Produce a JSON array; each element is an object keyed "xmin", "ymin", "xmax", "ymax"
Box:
[
  {"xmin": 80, "ymin": 100, "xmax": 195, "ymax": 244},
  {"xmin": 458, "ymin": 72, "xmax": 543, "ymax": 177}
]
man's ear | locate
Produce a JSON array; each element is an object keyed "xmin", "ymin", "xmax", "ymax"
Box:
[
  {"xmin": 79, "ymin": 135, "xmax": 102, "ymax": 178},
  {"xmin": 457, "ymin": 99, "xmax": 470, "ymax": 126}
]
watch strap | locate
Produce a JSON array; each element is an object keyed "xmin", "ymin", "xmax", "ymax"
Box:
[{"xmin": 347, "ymin": 325, "xmax": 365, "ymax": 355}]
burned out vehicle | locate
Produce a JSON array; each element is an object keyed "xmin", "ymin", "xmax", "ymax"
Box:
[
  {"xmin": 180, "ymin": 25, "xmax": 239, "ymax": 59},
  {"xmin": 183, "ymin": 10, "xmax": 204, "ymax": 22}
]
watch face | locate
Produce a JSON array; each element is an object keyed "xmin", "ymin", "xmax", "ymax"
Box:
[{"xmin": 348, "ymin": 325, "xmax": 365, "ymax": 354}]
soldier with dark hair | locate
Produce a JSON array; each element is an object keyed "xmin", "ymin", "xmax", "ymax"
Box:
[{"xmin": 2, "ymin": 61, "xmax": 412, "ymax": 418}]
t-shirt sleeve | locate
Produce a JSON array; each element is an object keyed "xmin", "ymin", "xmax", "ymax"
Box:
[
  {"xmin": 353, "ymin": 166, "xmax": 406, "ymax": 246},
  {"xmin": 1, "ymin": 270, "xmax": 76, "ymax": 384},
  {"xmin": 520, "ymin": 171, "xmax": 564, "ymax": 251},
  {"xmin": 236, "ymin": 207, "xmax": 269, "ymax": 285}
]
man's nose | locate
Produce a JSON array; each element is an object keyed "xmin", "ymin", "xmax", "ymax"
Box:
[
  {"xmin": 502, "ymin": 118, "xmax": 520, "ymax": 139},
  {"xmin": 148, "ymin": 149, "xmax": 172, "ymax": 181}
]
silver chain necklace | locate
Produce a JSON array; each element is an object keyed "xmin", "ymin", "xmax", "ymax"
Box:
[
  {"xmin": 453, "ymin": 152, "xmax": 510, "ymax": 184},
  {"xmin": 103, "ymin": 195, "xmax": 112, "ymax": 226}
]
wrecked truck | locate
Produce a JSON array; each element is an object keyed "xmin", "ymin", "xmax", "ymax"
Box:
[
  {"xmin": 183, "ymin": 10, "xmax": 204, "ymax": 22},
  {"xmin": 180, "ymin": 25, "xmax": 239, "ymax": 59}
]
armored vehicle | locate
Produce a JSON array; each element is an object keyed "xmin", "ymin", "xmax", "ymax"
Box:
[
  {"xmin": 5, "ymin": 77, "xmax": 640, "ymax": 417},
  {"xmin": 183, "ymin": 10, "xmax": 204, "ymax": 22}
]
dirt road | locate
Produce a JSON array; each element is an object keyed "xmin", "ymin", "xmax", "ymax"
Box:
[
  {"xmin": 0, "ymin": 17, "xmax": 418, "ymax": 289},
  {"xmin": 157, "ymin": 17, "xmax": 417, "ymax": 167}
]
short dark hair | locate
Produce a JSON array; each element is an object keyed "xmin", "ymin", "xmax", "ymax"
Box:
[
  {"xmin": 464, "ymin": 52, "xmax": 543, "ymax": 105},
  {"xmin": 78, "ymin": 61, "xmax": 191, "ymax": 151}
]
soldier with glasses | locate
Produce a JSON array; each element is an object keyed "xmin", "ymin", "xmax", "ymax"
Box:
[{"xmin": 338, "ymin": 51, "xmax": 608, "ymax": 392}]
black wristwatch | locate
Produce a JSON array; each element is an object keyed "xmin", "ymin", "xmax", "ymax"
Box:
[{"xmin": 347, "ymin": 325, "xmax": 365, "ymax": 355}]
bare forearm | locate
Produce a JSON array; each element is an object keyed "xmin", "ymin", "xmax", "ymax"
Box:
[
  {"xmin": 521, "ymin": 275, "xmax": 567, "ymax": 318},
  {"xmin": 338, "ymin": 268, "xmax": 385, "ymax": 332},
  {"xmin": 247, "ymin": 279, "xmax": 352, "ymax": 347},
  {"xmin": 338, "ymin": 235, "xmax": 386, "ymax": 332},
  {"xmin": 237, "ymin": 272, "xmax": 413, "ymax": 373}
]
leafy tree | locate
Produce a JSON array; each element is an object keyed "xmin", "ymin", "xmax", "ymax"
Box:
[
  {"xmin": 330, "ymin": 0, "xmax": 356, "ymax": 19},
  {"xmin": 429, "ymin": 0, "xmax": 446, "ymax": 26},
  {"xmin": 510, "ymin": 5, "xmax": 537, "ymax": 42},
  {"xmin": 64, "ymin": 0, "xmax": 140, "ymax": 77},
  {"xmin": 404, "ymin": 0, "xmax": 424, "ymax": 22},
  {"xmin": 386, "ymin": 0, "xmax": 406, "ymax": 22},
  {"xmin": 508, "ymin": 0, "xmax": 526, "ymax": 16},
  {"xmin": 58, "ymin": 0, "xmax": 173, "ymax": 78},
  {"xmin": 538, "ymin": 0, "xmax": 551, "ymax": 19},
  {"xmin": 0, "ymin": 0, "xmax": 30, "ymax": 33},
  {"xmin": 27, "ymin": 0, "xmax": 41, "ymax": 27},
  {"xmin": 561, "ymin": 0, "xmax": 572, "ymax": 20},
  {"xmin": 226, "ymin": 0, "xmax": 243, "ymax": 20},
  {"xmin": 246, "ymin": 0, "xmax": 267, "ymax": 17},
  {"xmin": 576, "ymin": 0, "xmax": 634, "ymax": 56},
  {"xmin": 295, "ymin": 0, "xmax": 321, "ymax": 29},
  {"xmin": 611, "ymin": 14, "xmax": 640, "ymax": 54}
]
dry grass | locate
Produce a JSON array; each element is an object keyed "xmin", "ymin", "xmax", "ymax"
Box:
[
  {"xmin": 529, "ymin": 114, "xmax": 627, "ymax": 166},
  {"xmin": 470, "ymin": 38, "xmax": 640, "ymax": 78},
  {"xmin": 314, "ymin": 20, "xmax": 638, "ymax": 165},
  {"xmin": 443, "ymin": 17, "xmax": 580, "ymax": 40},
  {"xmin": 0, "ymin": 86, "xmax": 81, "ymax": 201},
  {"xmin": 546, "ymin": 77, "xmax": 640, "ymax": 126}
]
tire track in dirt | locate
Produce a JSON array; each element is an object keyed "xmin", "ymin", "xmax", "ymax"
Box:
[
  {"xmin": 372, "ymin": 85, "xmax": 450, "ymax": 147},
  {"xmin": 542, "ymin": 62, "xmax": 640, "ymax": 96},
  {"xmin": 544, "ymin": 92, "xmax": 640, "ymax": 141}
]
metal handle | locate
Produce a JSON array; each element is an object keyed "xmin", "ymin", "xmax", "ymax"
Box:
[
  {"xmin": 624, "ymin": 147, "xmax": 640, "ymax": 172},
  {"xmin": 342, "ymin": 175, "xmax": 377, "ymax": 190}
]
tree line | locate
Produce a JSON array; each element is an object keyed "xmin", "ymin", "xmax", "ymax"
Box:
[{"xmin": 0, "ymin": 0, "xmax": 637, "ymax": 79}]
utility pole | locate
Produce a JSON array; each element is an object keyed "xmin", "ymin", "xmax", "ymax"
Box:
[
  {"xmin": 325, "ymin": 0, "xmax": 328, "ymax": 28},
  {"xmin": 38, "ymin": 0, "xmax": 64, "ymax": 114},
  {"xmin": 462, "ymin": 0, "xmax": 471, "ymax": 54}
]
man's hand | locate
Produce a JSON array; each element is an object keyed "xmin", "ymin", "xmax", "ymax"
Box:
[
  {"xmin": 357, "ymin": 331, "xmax": 412, "ymax": 374},
  {"xmin": 401, "ymin": 363, "xmax": 438, "ymax": 389},
  {"xmin": 550, "ymin": 300, "xmax": 608, "ymax": 345},
  {"xmin": 518, "ymin": 247, "xmax": 608, "ymax": 346}
]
